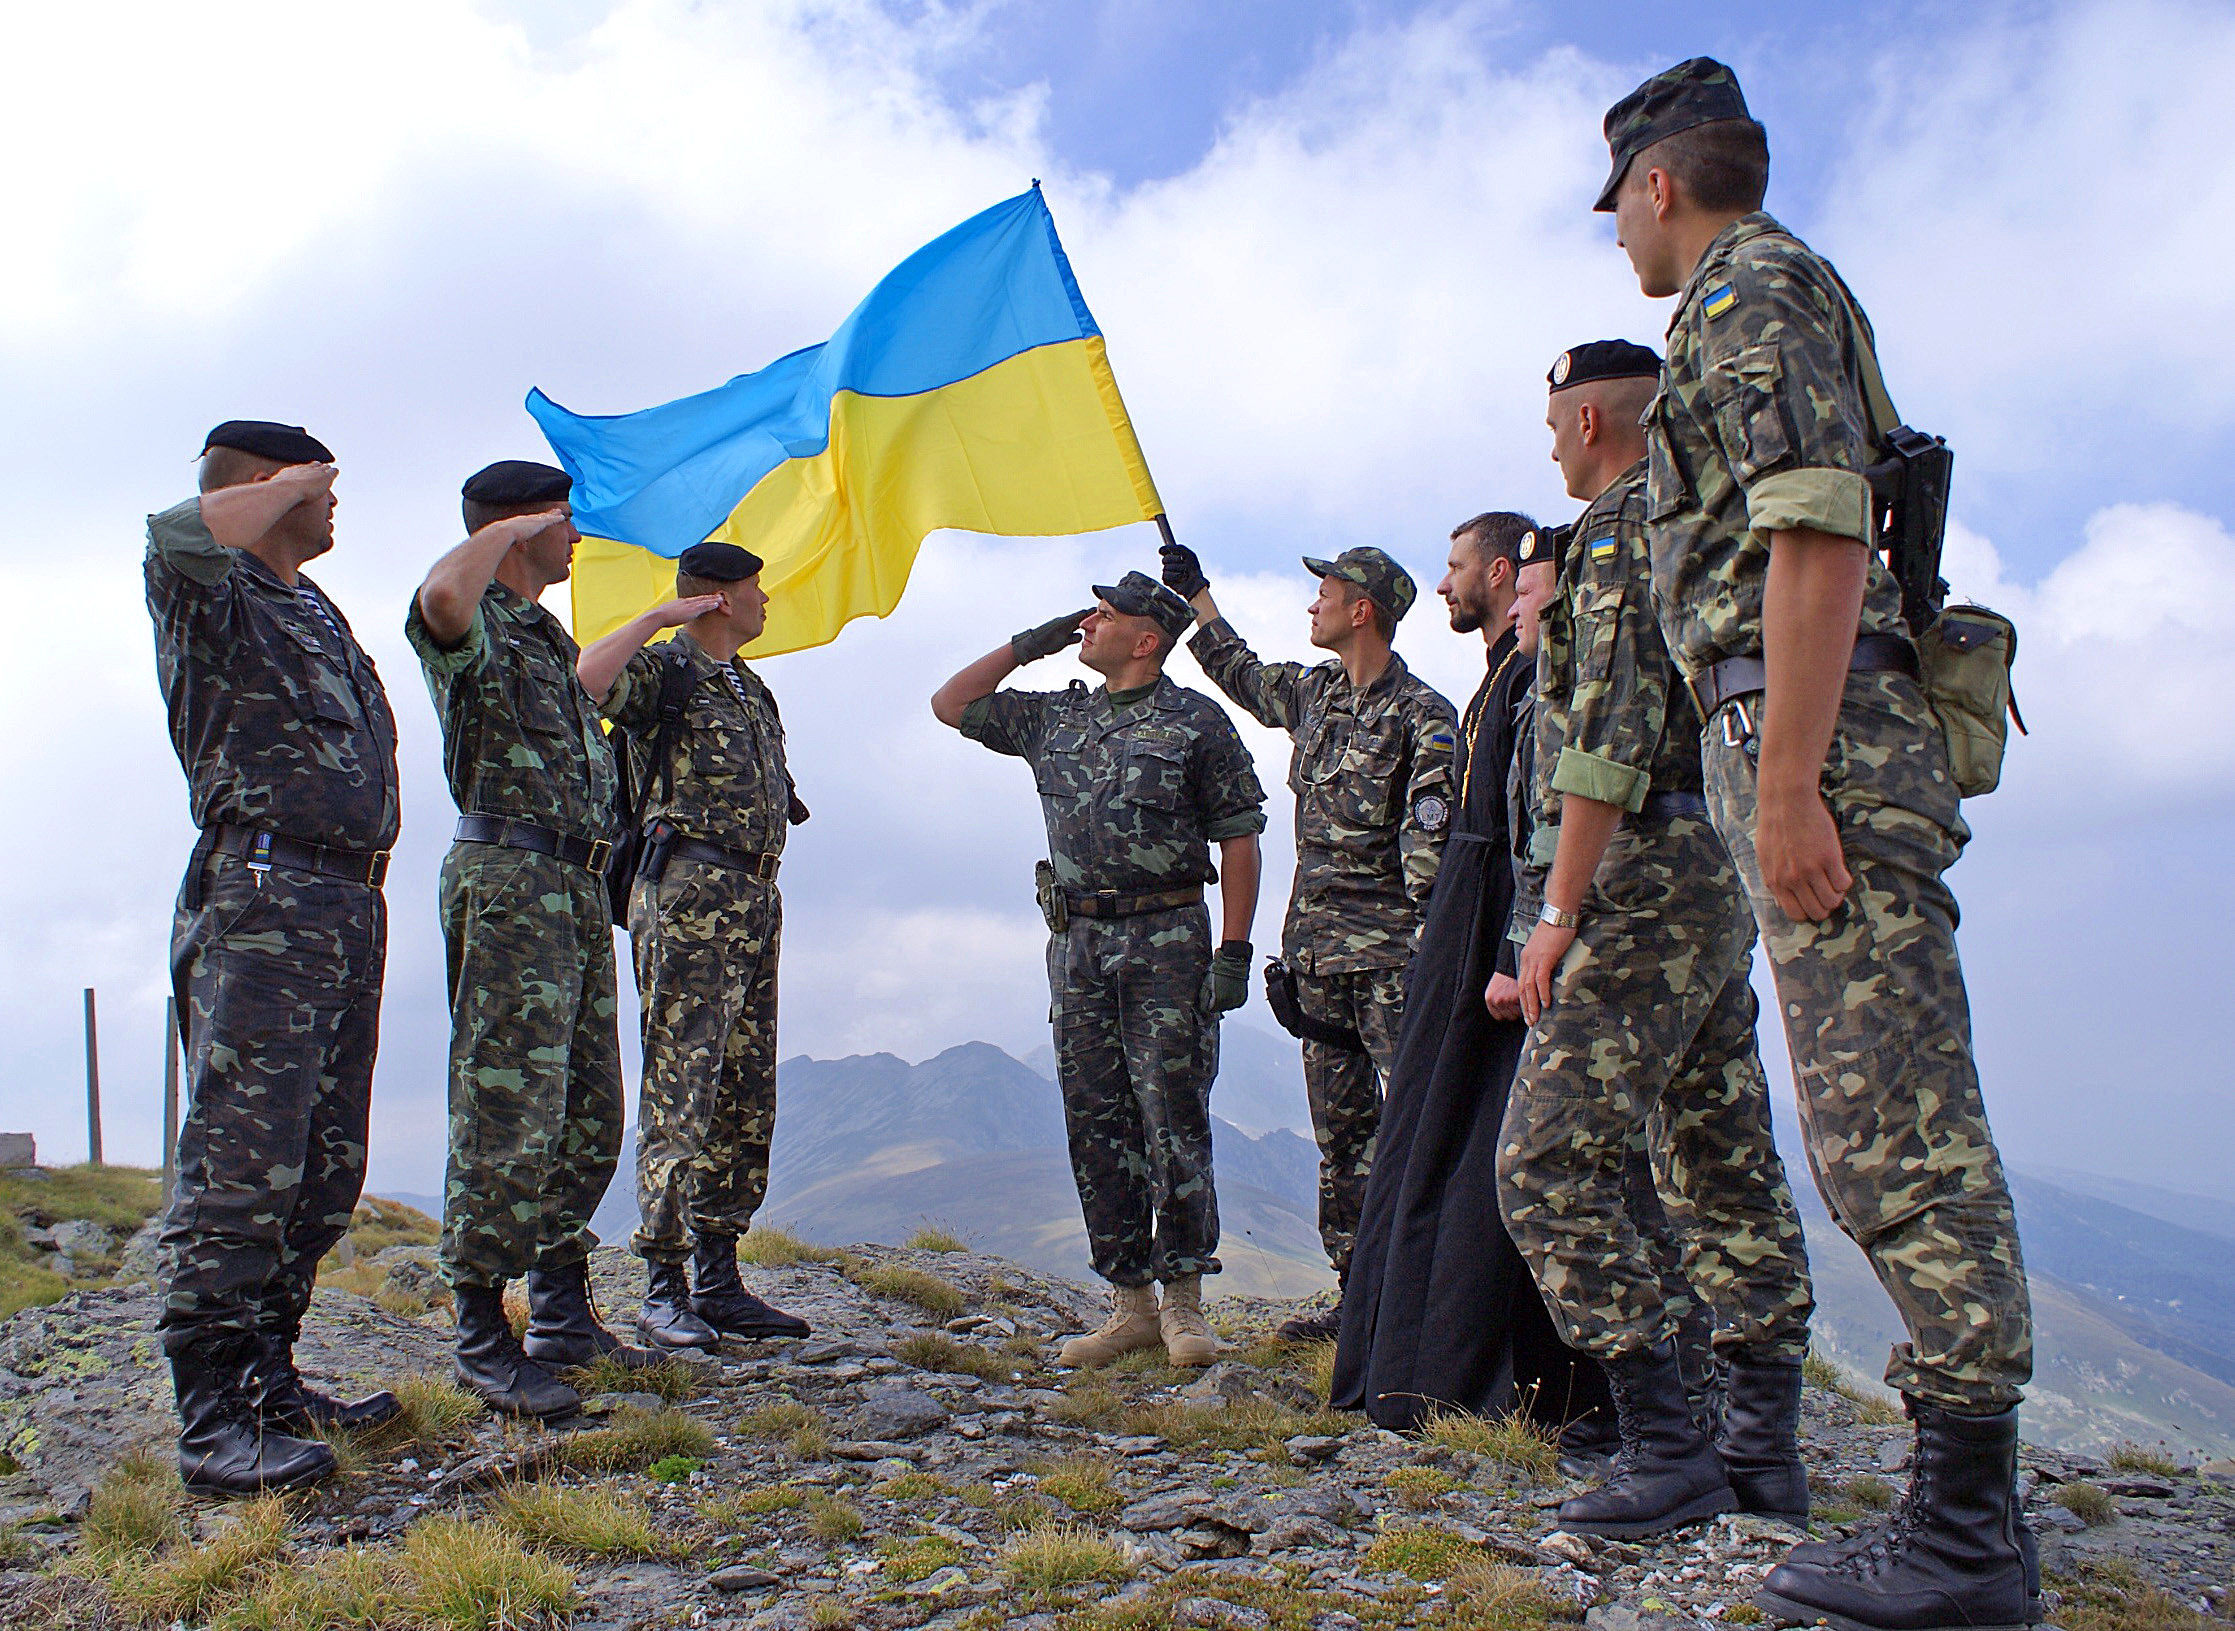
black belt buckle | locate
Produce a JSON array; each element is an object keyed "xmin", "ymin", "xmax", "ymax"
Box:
[{"xmin": 587, "ymin": 838, "xmax": 614, "ymax": 873}]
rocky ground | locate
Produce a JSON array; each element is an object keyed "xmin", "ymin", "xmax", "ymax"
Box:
[{"xmin": 1, "ymin": 1232, "xmax": 2231, "ymax": 1630}]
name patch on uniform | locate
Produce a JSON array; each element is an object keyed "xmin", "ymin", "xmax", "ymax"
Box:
[
  {"xmin": 1413, "ymin": 793, "xmax": 1450, "ymax": 832},
  {"xmin": 1587, "ymin": 537, "xmax": 1619, "ymax": 563},
  {"xmin": 1703, "ymin": 283, "xmax": 1738, "ymax": 320}
]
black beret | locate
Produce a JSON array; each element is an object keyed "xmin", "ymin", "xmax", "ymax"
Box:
[
  {"xmin": 1596, "ymin": 57, "xmax": 1753, "ymax": 211},
  {"xmin": 461, "ymin": 459, "xmax": 572, "ymax": 505},
  {"xmin": 1548, "ymin": 340, "xmax": 1663, "ymax": 391},
  {"xmin": 202, "ymin": 420, "xmax": 332, "ymax": 465},
  {"xmin": 677, "ymin": 542, "xmax": 764, "ymax": 581}
]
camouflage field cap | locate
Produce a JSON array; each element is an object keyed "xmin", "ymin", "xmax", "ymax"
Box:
[
  {"xmin": 1303, "ymin": 546, "xmax": 1417, "ymax": 621},
  {"xmin": 1594, "ymin": 56, "xmax": 1752, "ymax": 211},
  {"xmin": 1093, "ymin": 569, "xmax": 1198, "ymax": 640}
]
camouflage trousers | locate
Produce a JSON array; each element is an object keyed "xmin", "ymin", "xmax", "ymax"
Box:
[
  {"xmin": 1498, "ymin": 813, "xmax": 1815, "ymax": 1364},
  {"xmin": 437, "ymin": 844, "xmax": 623, "ymax": 1289},
  {"xmin": 627, "ymin": 859, "xmax": 780, "ymax": 1263},
  {"xmin": 1292, "ymin": 963, "xmax": 1404, "ymax": 1282},
  {"xmin": 158, "ymin": 849, "xmax": 383, "ymax": 1355},
  {"xmin": 1048, "ymin": 902, "xmax": 1220, "ymax": 1286},
  {"xmin": 1704, "ymin": 670, "xmax": 2031, "ymax": 1412}
]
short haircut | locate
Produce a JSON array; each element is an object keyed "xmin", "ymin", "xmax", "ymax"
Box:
[
  {"xmin": 1340, "ymin": 579, "xmax": 1396, "ymax": 641},
  {"xmin": 1451, "ymin": 510, "xmax": 1540, "ymax": 569},
  {"xmin": 1641, "ymin": 118, "xmax": 1769, "ymax": 213},
  {"xmin": 676, "ymin": 571, "xmax": 722, "ymax": 598},
  {"xmin": 197, "ymin": 446, "xmax": 284, "ymax": 493},
  {"xmin": 463, "ymin": 495, "xmax": 562, "ymax": 534}
]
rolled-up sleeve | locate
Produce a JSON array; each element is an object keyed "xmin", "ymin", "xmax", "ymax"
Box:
[
  {"xmin": 145, "ymin": 498, "xmax": 234, "ymax": 591},
  {"xmin": 1547, "ymin": 525, "xmax": 1664, "ymax": 815},
  {"xmin": 406, "ymin": 593, "xmax": 488, "ymax": 678}
]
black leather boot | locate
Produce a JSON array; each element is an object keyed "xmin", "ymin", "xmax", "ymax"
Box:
[
  {"xmin": 523, "ymin": 1261, "xmax": 660, "ymax": 1370},
  {"xmin": 637, "ymin": 1258, "xmax": 719, "ymax": 1349},
  {"xmin": 1558, "ymin": 1341, "xmax": 1738, "ymax": 1538},
  {"xmin": 1718, "ymin": 1356, "xmax": 1809, "ymax": 1524},
  {"xmin": 690, "ymin": 1233, "xmax": 811, "ymax": 1340},
  {"xmin": 1274, "ymin": 1301, "xmax": 1343, "ymax": 1344},
  {"xmin": 1756, "ymin": 1403, "xmax": 2038, "ymax": 1631},
  {"xmin": 172, "ymin": 1334, "xmax": 335, "ymax": 1497},
  {"xmin": 243, "ymin": 1328, "xmax": 402, "ymax": 1435},
  {"xmin": 1557, "ymin": 1408, "xmax": 1622, "ymax": 1479},
  {"xmin": 453, "ymin": 1283, "xmax": 580, "ymax": 1418}
]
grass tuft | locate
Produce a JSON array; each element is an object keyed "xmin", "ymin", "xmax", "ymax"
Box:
[
  {"xmin": 737, "ymin": 1398, "xmax": 832, "ymax": 1459},
  {"xmin": 737, "ymin": 1226, "xmax": 842, "ymax": 1268},
  {"xmin": 1803, "ymin": 1350, "xmax": 1905, "ymax": 1424},
  {"xmin": 558, "ymin": 1406, "xmax": 715, "ymax": 1474},
  {"xmin": 215, "ymin": 1542, "xmax": 396, "ymax": 1629},
  {"xmin": 709, "ymin": 1484, "xmax": 811, "ymax": 1522},
  {"xmin": 904, "ymin": 1225, "xmax": 970, "ymax": 1253},
  {"xmin": 1845, "ymin": 1473, "xmax": 1898, "ymax": 1511},
  {"xmin": 490, "ymin": 1482, "xmax": 672, "ymax": 1559},
  {"xmin": 2106, "ymin": 1442, "xmax": 2182, "ymax": 1477},
  {"xmin": 1415, "ymin": 1408, "xmax": 1560, "ymax": 1479},
  {"xmin": 1448, "ymin": 1554, "xmax": 1589, "ymax": 1621},
  {"xmin": 893, "ymin": 1330, "xmax": 1018, "ymax": 1383},
  {"xmin": 1361, "ymin": 1521, "xmax": 1480, "ymax": 1581},
  {"xmin": 2050, "ymin": 1558, "xmax": 2224, "ymax": 1631},
  {"xmin": 1386, "ymin": 1465, "xmax": 1464, "ymax": 1509},
  {"xmin": 876, "ymin": 1531, "xmax": 965, "ymax": 1584},
  {"xmin": 107, "ymin": 1496, "xmax": 289, "ymax": 1623},
  {"xmin": 999, "ymin": 1522, "xmax": 1135, "ymax": 1596},
  {"xmin": 383, "ymin": 1373, "xmax": 484, "ymax": 1445},
  {"xmin": 807, "ymin": 1492, "xmax": 867, "ymax": 1543},
  {"xmin": 571, "ymin": 1353, "xmax": 699, "ymax": 1403},
  {"xmin": 81, "ymin": 1451, "xmax": 185, "ymax": 1564},
  {"xmin": 2054, "ymin": 1482, "xmax": 2120, "ymax": 1527},
  {"xmin": 847, "ymin": 1260, "xmax": 967, "ymax": 1317},
  {"xmin": 1034, "ymin": 1455, "xmax": 1124, "ymax": 1517},
  {"xmin": 397, "ymin": 1514, "xmax": 576, "ymax": 1630},
  {"xmin": 1124, "ymin": 1396, "xmax": 1353, "ymax": 1459}
]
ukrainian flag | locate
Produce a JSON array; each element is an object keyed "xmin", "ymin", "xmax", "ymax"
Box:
[{"xmin": 529, "ymin": 185, "xmax": 1163, "ymax": 657}]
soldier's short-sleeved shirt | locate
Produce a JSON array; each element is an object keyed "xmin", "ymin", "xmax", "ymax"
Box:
[
  {"xmin": 602, "ymin": 633, "xmax": 792, "ymax": 856},
  {"xmin": 1644, "ymin": 211, "xmax": 1908, "ymax": 674},
  {"xmin": 406, "ymin": 579, "xmax": 616, "ymax": 838},
  {"xmin": 959, "ymin": 676, "xmax": 1266, "ymax": 895},
  {"xmin": 1190, "ymin": 620, "xmax": 1457, "ymax": 973},
  {"xmin": 145, "ymin": 498, "xmax": 399, "ymax": 850},
  {"xmin": 1526, "ymin": 461, "xmax": 1706, "ymax": 847}
]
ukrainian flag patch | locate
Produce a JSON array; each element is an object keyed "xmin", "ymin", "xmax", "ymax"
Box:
[
  {"xmin": 1423, "ymin": 724, "xmax": 1456, "ymax": 753},
  {"xmin": 1588, "ymin": 537, "xmax": 1619, "ymax": 563},
  {"xmin": 1703, "ymin": 283, "xmax": 1739, "ymax": 319}
]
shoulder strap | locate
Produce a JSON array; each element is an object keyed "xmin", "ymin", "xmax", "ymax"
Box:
[{"xmin": 649, "ymin": 648, "xmax": 695, "ymax": 804}]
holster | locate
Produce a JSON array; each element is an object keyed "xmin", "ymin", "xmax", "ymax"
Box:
[
  {"xmin": 1034, "ymin": 860, "xmax": 1068, "ymax": 933},
  {"xmin": 1263, "ymin": 957, "xmax": 1365, "ymax": 1053},
  {"xmin": 639, "ymin": 820, "xmax": 680, "ymax": 888}
]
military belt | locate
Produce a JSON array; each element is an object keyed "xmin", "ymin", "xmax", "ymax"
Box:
[
  {"xmin": 1635, "ymin": 790, "xmax": 1710, "ymax": 821},
  {"xmin": 665, "ymin": 834, "xmax": 781, "ymax": 883},
  {"xmin": 1062, "ymin": 885, "xmax": 1204, "ymax": 920},
  {"xmin": 209, "ymin": 824, "xmax": 391, "ymax": 888},
  {"xmin": 1687, "ymin": 633, "xmax": 1917, "ymax": 722},
  {"xmin": 454, "ymin": 813, "xmax": 613, "ymax": 876}
]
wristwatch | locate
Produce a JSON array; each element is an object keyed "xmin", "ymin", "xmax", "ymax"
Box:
[{"xmin": 1538, "ymin": 902, "xmax": 1581, "ymax": 930}]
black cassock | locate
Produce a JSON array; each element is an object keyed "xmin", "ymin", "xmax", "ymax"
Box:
[{"xmin": 1331, "ymin": 629, "xmax": 1610, "ymax": 1431}]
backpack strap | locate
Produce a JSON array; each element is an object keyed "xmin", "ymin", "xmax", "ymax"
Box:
[{"xmin": 648, "ymin": 648, "xmax": 695, "ymax": 805}]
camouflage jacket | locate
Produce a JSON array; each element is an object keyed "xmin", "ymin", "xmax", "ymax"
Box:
[
  {"xmin": 1645, "ymin": 211, "xmax": 1909, "ymax": 675},
  {"xmin": 145, "ymin": 498, "xmax": 399, "ymax": 850},
  {"xmin": 1525, "ymin": 461, "xmax": 1706, "ymax": 844},
  {"xmin": 407, "ymin": 580, "xmax": 617, "ymax": 840},
  {"xmin": 959, "ymin": 676, "xmax": 1266, "ymax": 896},
  {"xmin": 602, "ymin": 632, "xmax": 793, "ymax": 857},
  {"xmin": 1190, "ymin": 620, "xmax": 1456, "ymax": 973}
]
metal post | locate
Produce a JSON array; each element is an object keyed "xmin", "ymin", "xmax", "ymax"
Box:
[
  {"xmin": 83, "ymin": 987, "xmax": 103, "ymax": 1167},
  {"xmin": 163, "ymin": 995, "xmax": 181, "ymax": 1196}
]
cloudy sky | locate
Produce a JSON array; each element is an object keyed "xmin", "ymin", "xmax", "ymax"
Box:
[{"xmin": 1, "ymin": 0, "xmax": 2228, "ymax": 1202}]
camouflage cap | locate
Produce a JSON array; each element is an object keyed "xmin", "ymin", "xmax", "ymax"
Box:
[
  {"xmin": 1594, "ymin": 57, "xmax": 1752, "ymax": 212},
  {"xmin": 1093, "ymin": 569, "xmax": 1197, "ymax": 640},
  {"xmin": 1302, "ymin": 546, "xmax": 1417, "ymax": 621}
]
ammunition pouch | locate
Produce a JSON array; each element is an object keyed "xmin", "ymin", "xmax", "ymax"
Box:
[
  {"xmin": 1034, "ymin": 860, "xmax": 1068, "ymax": 933},
  {"xmin": 1263, "ymin": 957, "xmax": 1365, "ymax": 1053},
  {"xmin": 1915, "ymin": 604, "xmax": 2024, "ymax": 798}
]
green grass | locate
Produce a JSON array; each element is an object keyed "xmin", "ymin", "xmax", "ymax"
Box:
[
  {"xmin": 2050, "ymin": 1558, "xmax": 2223, "ymax": 1631},
  {"xmin": 646, "ymin": 1454, "xmax": 704, "ymax": 1483},
  {"xmin": 105, "ymin": 1496, "xmax": 290, "ymax": 1624},
  {"xmin": 904, "ymin": 1225, "xmax": 970, "ymax": 1253},
  {"xmin": 1386, "ymin": 1466, "xmax": 1464, "ymax": 1509},
  {"xmin": 0, "ymin": 1162, "xmax": 164, "ymax": 1314},
  {"xmin": 1415, "ymin": 1408, "xmax": 1559, "ymax": 1479},
  {"xmin": 490, "ymin": 1483, "xmax": 673, "ymax": 1558},
  {"xmin": 2106, "ymin": 1442, "xmax": 2182, "ymax": 1476},
  {"xmin": 846, "ymin": 1260, "xmax": 966, "ymax": 1317},
  {"xmin": 737, "ymin": 1226, "xmax": 843, "ymax": 1267},
  {"xmin": 1034, "ymin": 1455, "xmax": 1124, "ymax": 1517},
  {"xmin": 893, "ymin": 1330, "xmax": 1019, "ymax": 1382},
  {"xmin": 1123, "ymin": 1396, "xmax": 1354, "ymax": 1459},
  {"xmin": 2054, "ymin": 1482, "xmax": 2120, "ymax": 1526},
  {"xmin": 558, "ymin": 1407, "xmax": 715, "ymax": 1474},
  {"xmin": 81, "ymin": 1452, "xmax": 185, "ymax": 1564},
  {"xmin": 807, "ymin": 1492, "xmax": 867, "ymax": 1542},
  {"xmin": 396, "ymin": 1514, "xmax": 577, "ymax": 1630},
  {"xmin": 710, "ymin": 1484, "xmax": 811, "ymax": 1520},
  {"xmin": 1362, "ymin": 1522, "xmax": 1481, "ymax": 1581},
  {"xmin": 737, "ymin": 1398, "xmax": 832, "ymax": 1458},
  {"xmin": 571, "ymin": 1352, "xmax": 700, "ymax": 1402},
  {"xmin": 876, "ymin": 1532, "xmax": 965, "ymax": 1583},
  {"xmin": 1802, "ymin": 1350, "xmax": 1905, "ymax": 1425},
  {"xmin": 998, "ymin": 1522, "xmax": 1135, "ymax": 1597}
]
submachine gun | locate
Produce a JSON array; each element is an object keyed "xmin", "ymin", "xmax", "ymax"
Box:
[{"xmin": 1865, "ymin": 424, "xmax": 1954, "ymax": 637}]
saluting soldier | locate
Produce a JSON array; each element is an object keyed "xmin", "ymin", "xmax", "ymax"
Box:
[
  {"xmin": 147, "ymin": 420, "xmax": 403, "ymax": 1495},
  {"xmin": 576, "ymin": 541, "xmax": 813, "ymax": 1351},
  {"xmin": 407, "ymin": 460, "xmax": 653, "ymax": 1420},
  {"xmin": 1494, "ymin": 341, "xmax": 1815, "ymax": 1539},
  {"xmin": 1597, "ymin": 60, "xmax": 2035, "ymax": 1628},
  {"xmin": 1162, "ymin": 542, "xmax": 1458, "ymax": 1340},
  {"xmin": 932, "ymin": 572, "xmax": 1266, "ymax": 1369}
]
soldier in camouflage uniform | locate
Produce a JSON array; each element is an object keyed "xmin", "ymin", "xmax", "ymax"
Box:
[
  {"xmin": 146, "ymin": 421, "xmax": 402, "ymax": 1495},
  {"xmin": 407, "ymin": 459, "xmax": 653, "ymax": 1420},
  {"xmin": 1598, "ymin": 60, "xmax": 2036, "ymax": 1627},
  {"xmin": 1495, "ymin": 342, "xmax": 1814, "ymax": 1538},
  {"xmin": 1162, "ymin": 543, "xmax": 1458, "ymax": 1338},
  {"xmin": 934, "ymin": 571, "xmax": 1266, "ymax": 1368},
  {"xmin": 577, "ymin": 541, "xmax": 813, "ymax": 1350}
]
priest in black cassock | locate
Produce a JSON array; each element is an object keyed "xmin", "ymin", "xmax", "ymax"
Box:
[{"xmin": 1331, "ymin": 511, "xmax": 1608, "ymax": 1438}]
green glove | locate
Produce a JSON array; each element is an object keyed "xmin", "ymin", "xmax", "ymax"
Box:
[
  {"xmin": 1207, "ymin": 940, "xmax": 1252, "ymax": 1013},
  {"xmin": 1011, "ymin": 608, "xmax": 1091, "ymax": 664}
]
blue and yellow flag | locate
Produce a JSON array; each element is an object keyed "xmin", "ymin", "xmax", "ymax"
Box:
[{"xmin": 529, "ymin": 186, "xmax": 1163, "ymax": 656}]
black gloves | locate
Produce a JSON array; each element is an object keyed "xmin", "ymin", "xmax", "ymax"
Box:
[
  {"xmin": 1159, "ymin": 540, "xmax": 1209, "ymax": 602},
  {"xmin": 1011, "ymin": 608, "xmax": 1091, "ymax": 664},
  {"xmin": 1207, "ymin": 940, "xmax": 1252, "ymax": 1013}
]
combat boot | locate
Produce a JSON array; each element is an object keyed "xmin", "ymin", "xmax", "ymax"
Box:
[
  {"xmin": 173, "ymin": 1333, "xmax": 335, "ymax": 1497},
  {"xmin": 1558, "ymin": 1340, "xmax": 1737, "ymax": 1538},
  {"xmin": 1558, "ymin": 1408, "xmax": 1622, "ymax": 1480},
  {"xmin": 690, "ymin": 1232, "xmax": 811, "ymax": 1340},
  {"xmin": 524, "ymin": 1261, "xmax": 660, "ymax": 1370},
  {"xmin": 1717, "ymin": 1355, "xmax": 1809, "ymax": 1525},
  {"xmin": 1158, "ymin": 1276, "xmax": 1220, "ymax": 1368},
  {"xmin": 1056, "ymin": 1283, "xmax": 1162, "ymax": 1368},
  {"xmin": 242, "ymin": 1327, "xmax": 402, "ymax": 1435},
  {"xmin": 453, "ymin": 1282, "xmax": 580, "ymax": 1418},
  {"xmin": 1755, "ymin": 1403, "xmax": 2039, "ymax": 1631},
  {"xmin": 1274, "ymin": 1298, "xmax": 1342, "ymax": 1344},
  {"xmin": 636, "ymin": 1259, "xmax": 720, "ymax": 1350}
]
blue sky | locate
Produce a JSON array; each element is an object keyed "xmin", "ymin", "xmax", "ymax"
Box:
[{"xmin": 0, "ymin": 0, "xmax": 2229, "ymax": 1201}]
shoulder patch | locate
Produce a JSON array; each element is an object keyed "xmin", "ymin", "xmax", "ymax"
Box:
[
  {"xmin": 1422, "ymin": 724, "xmax": 1456, "ymax": 753},
  {"xmin": 1587, "ymin": 536, "xmax": 1620, "ymax": 563},
  {"xmin": 1412, "ymin": 793, "xmax": 1450, "ymax": 833},
  {"xmin": 1703, "ymin": 283, "xmax": 1739, "ymax": 320}
]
